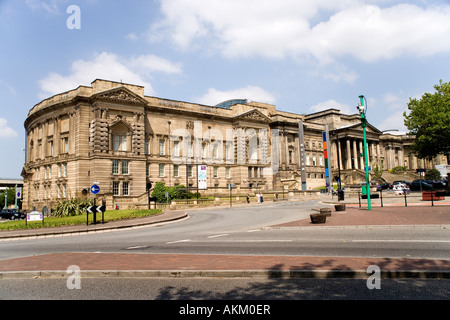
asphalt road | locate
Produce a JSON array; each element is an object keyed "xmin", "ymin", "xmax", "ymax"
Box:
[
  {"xmin": 1, "ymin": 277, "xmax": 449, "ymax": 300},
  {"xmin": 1, "ymin": 200, "xmax": 449, "ymax": 261}
]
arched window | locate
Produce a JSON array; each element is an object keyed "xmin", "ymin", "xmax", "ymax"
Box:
[{"xmin": 110, "ymin": 120, "xmax": 131, "ymax": 152}]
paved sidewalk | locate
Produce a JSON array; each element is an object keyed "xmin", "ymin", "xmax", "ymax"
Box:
[{"xmin": 0, "ymin": 203, "xmax": 449, "ymax": 279}]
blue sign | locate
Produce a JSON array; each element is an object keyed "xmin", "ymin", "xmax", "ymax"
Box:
[{"xmin": 90, "ymin": 184, "xmax": 100, "ymax": 194}]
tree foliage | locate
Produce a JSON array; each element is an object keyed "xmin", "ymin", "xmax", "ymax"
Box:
[
  {"xmin": 425, "ymin": 168, "xmax": 442, "ymax": 181},
  {"xmin": 151, "ymin": 182, "xmax": 198, "ymax": 203},
  {"xmin": 403, "ymin": 80, "xmax": 450, "ymax": 159}
]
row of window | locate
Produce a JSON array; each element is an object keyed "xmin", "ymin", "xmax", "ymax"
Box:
[
  {"xmin": 149, "ymin": 139, "xmax": 236, "ymax": 159},
  {"xmin": 35, "ymin": 163, "xmax": 68, "ymax": 180},
  {"xmin": 156, "ymin": 164, "xmax": 231, "ymax": 179},
  {"xmin": 34, "ymin": 183, "xmax": 67, "ymax": 201}
]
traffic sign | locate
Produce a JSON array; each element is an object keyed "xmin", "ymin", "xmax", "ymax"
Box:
[
  {"xmin": 90, "ymin": 184, "xmax": 100, "ymax": 194},
  {"xmin": 86, "ymin": 205, "xmax": 106, "ymax": 213}
]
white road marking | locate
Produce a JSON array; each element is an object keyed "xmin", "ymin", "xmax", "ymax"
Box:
[
  {"xmin": 352, "ymin": 239, "xmax": 450, "ymax": 243},
  {"xmin": 166, "ymin": 239, "xmax": 191, "ymax": 244},
  {"xmin": 125, "ymin": 246, "xmax": 148, "ymax": 250},
  {"xmin": 207, "ymin": 234, "xmax": 229, "ymax": 238}
]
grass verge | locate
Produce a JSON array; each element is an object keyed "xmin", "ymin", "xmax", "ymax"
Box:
[{"xmin": 0, "ymin": 209, "xmax": 162, "ymax": 231}]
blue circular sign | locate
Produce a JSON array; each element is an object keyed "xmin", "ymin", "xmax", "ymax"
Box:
[{"xmin": 90, "ymin": 184, "xmax": 100, "ymax": 194}]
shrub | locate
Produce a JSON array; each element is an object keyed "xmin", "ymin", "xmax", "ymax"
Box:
[
  {"xmin": 151, "ymin": 182, "xmax": 198, "ymax": 202},
  {"xmin": 390, "ymin": 166, "xmax": 407, "ymax": 174},
  {"xmin": 425, "ymin": 168, "xmax": 442, "ymax": 181},
  {"xmin": 51, "ymin": 197, "xmax": 94, "ymax": 217}
]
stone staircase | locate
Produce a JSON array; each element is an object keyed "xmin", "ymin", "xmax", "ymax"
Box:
[{"xmin": 381, "ymin": 171, "xmax": 419, "ymax": 183}]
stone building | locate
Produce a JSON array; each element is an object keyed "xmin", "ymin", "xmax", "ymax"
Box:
[{"xmin": 21, "ymin": 79, "xmax": 447, "ymax": 210}]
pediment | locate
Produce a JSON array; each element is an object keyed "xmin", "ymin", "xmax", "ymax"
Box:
[
  {"xmin": 233, "ymin": 109, "xmax": 271, "ymax": 123},
  {"xmin": 110, "ymin": 118, "xmax": 132, "ymax": 132},
  {"xmin": 94, "ymin": 87, "xmax": 148, "ymax": 105},
  {"xmin": 336, "ymin": 122, "xmax": 382, "ymax": 134}
]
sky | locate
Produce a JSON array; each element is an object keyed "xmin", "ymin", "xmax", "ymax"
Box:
[{"xmin": 1, "ymin": 0, "xmax": 449, "ymax": 179}]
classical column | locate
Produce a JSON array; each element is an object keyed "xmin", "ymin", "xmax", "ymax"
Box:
[
  {"xmin": 353, "ymin": 139, "xmax": 358, "ymax": 169},
  {"xmin": 338, "ymin": 140, "xmax": 343, "ymax": 170},
  {"xmin": 376, "ymin": 143, "xmax": 381, "ymax": 167},
  {"xmin": 359, "ymin": 140, "xmax": 364, "ymax": 170},
  {"xmin": 346, "ymin": 139, "xmax": 351, "ymax": 170}
]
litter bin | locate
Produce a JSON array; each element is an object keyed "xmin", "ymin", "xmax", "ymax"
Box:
[{"xmin": 338, "ymin": 189, "xmax": 344, "ymax": 201}]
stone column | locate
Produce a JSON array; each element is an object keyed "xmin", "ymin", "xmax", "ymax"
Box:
[
  {"xmin": 346, "ymin": 139, "xmax": 351, "ymax": 170},
  {"xmin": 353, "ymin": 139, "xmax": 358, "ymax": 169},
  {"xmin": 359, "ymin": 140, "xmax": 364, "ymax": 170},
  {"xmin": 376, "ymin": 143, "xmax": 381, "ymax": 167}
]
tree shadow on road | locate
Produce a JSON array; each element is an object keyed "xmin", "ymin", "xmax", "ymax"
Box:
[{"xmin": 154, "ymin": 260, "xmax": 450, "ymax": 300}]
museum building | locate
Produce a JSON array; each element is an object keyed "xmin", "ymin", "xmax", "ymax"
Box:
[{"xmin": 21, "ymin": 79, "xmax": 447, "ymax": 210}]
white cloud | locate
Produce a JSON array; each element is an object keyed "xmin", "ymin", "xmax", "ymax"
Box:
[
  {"xmin": 196, "ymin": 86, "xmax": 276, "ymax": 106},
  {"xmin": 309, "ymin": 99, "xmax": 353, "ymax": 114},
  {"xmin": 375, "ymin": 92, "xmax": 414, "ymax": 131},
  {"xmin": 152, "ymin": 0, "xmax": 450, "ymax": 65},
  {"xmin": 26, "ymin": 0, "xmax": 63, "ymax": 14},
  {"xmin": 39, "ymin": 52, "xmax": 182, "ymax": 98},
  {"xmin": 0, "ymin": 118, "xmax": 18, "ymax": 138}
]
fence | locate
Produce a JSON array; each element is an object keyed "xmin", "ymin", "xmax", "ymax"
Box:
[{"xmin": 357, "ymin": 189, "xmax": 449, "ymax": 208}]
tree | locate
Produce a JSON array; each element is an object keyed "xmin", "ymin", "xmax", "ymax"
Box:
[
  {"xmin": 151, "ymin": 182, "xmax": 197, "ymax": 202},
  {"xmin": 0, "ymin": 187, "xmax": 17, "ymax": 209},
  {"xmin": 403, "ymin": 80, "xmax": 450, "ymax": 159},
  {"xmin": 425, "ymin": 168, "xmax": 441, "ymax": 181}
]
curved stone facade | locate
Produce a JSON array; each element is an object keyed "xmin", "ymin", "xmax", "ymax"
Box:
[{"xmin": 21, "ymin": 79, "xmax": 447, "ymax": 211}]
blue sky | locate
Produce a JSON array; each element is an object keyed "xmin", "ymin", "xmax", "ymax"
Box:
[{"xmin": 1, "ymin": 0, "xmax": 449, "ymax": 179}]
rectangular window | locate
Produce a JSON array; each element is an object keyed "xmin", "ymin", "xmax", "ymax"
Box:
[
  {"xmin": 213, "ymin": 143, "xmax": 219, "ymax": 159},
  {"xmin": 226, "ymin": 143, "xmax": 232, "ymax": 161},
  {"xmin": 226, "ymin": 167, "xmax": 230, "ymax": 179},
  {"xmin": 248, "ymin": 167, "xmax": 252, "ymax": 178},
  {"xmin": 159, "ymin": 164, "xmax": 165, "ymax": 177},
  {"xmin": 48, "ymin": 140, "xmax": 53, "ymax": 157},
  {"xmin": 213, "ymin": 166, "xmax": 218, "ymax": 178},
  {"xmin": 173, "ymin": 141, "xmax": 180, "ymax": 157},
  {"xmin": 201, "ymin": 142, "xmax": 207, "ymax": 159},
  {"xmin": 63, "ymin": 163, "xmax": 67, "ymax": 177},
  {"xmin": 122, "ymin": 160, "xmax": 129, "ymax": 175},
  {"xmin": 173, "ymin": 164, "xmax": 179, "ymax": 177},
  {"xmin": 306, "ymin": 154, "xmax": 310, "ymax": 165},
  {"xmin": 122, "ymin": 182, "xmax": 129, "ymax": 196},
  {"xmin": 159, "ymin": 139, "xmax": 165, "ymax": 155},
  {"xmin": 289, "ymin": 150, "xmax": 293, "ymax": 164},
  {"xmin": 114, "ymin": 135, "xmax": 120, "ymax": 151},
  {"xmin": 58, "ymin": 164, "xmax": 62, "ymax": 177},
  {"xmin": 114, "ymin": 135, "xmax": 127, "ymax": 151},
  {"xmin": 145, "ymin": 139, "xmax": 150, "ymax": 155},
  {"xmin": 112, "ymin": 160, "xmax": 119, "ymax": 175},
  {"xmin": 313, "ymin": 155, "xmax": 316, "ymax": 166},
  {"xmin": 188, "ymin": 142, "xmax": 193, "ymax": 157},
  {"xmin": 146, "ymin": 163, "xmax": 149, "ymax": 177},
  {"xmin": 187, "ymin": 165, "xmax": 193, "ymax": 178},
  {"xmin": 61, "ymin": 137, "xmax": 69, "ymax": 154},
  {"xmin": 112, "ymin": 181, "xmax": 119, "ymax": 196}
]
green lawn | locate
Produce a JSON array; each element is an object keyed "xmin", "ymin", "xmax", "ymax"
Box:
[{"xmin": 0, "ymin": 209, "xmax": 162, "ymax": 231}]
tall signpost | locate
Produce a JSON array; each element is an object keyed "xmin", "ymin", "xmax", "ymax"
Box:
[{"xmin": 358, "ymin": 95, "xmax": 372, "ymax": 211}]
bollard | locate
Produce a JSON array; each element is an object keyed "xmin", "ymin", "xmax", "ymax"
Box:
[{"xmin": 404, "ymin": 189, "xmax": 407, "ymax": 207}]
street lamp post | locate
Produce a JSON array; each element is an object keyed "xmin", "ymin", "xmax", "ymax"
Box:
[{"xmin": 358, "ymin": 95, "xmax": 372, "ymax": 211}]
